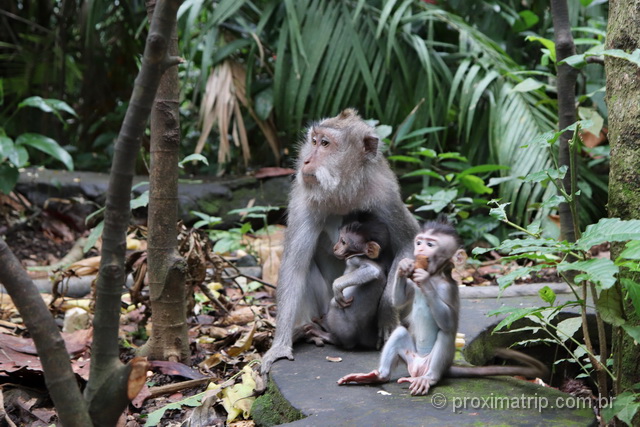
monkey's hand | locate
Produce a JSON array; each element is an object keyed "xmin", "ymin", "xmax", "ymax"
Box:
[
  {"xmin": 334, "ymin": 290, "xmax": 354, "ymax": 308},
  {"xmin": 397, "ymin": 375, "xmax": 432, "ymax": 396},
  {"xmin": 260, "ymin": 344, "xmax": 294, "ymax": 376},
  {"xmin": 397, "ymin": 258, "xmax": 415, "ymax": 278},
  {"xmin": 411, "ymin": 268, "xmax": 431, "ymax": 287}
]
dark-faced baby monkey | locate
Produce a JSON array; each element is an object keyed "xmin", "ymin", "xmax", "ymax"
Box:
[
  {"xmin": 305, "ymin": 212, "xmax": 391, "ymax": 349},
  {"xmin": 261, "ymin": 109, "xmax": 419, "ymax": 375},
  {"xmin": 338, "ymin": 217, "xmax": 548, "ymax": 395}
]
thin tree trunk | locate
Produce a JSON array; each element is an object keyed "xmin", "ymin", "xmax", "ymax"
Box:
[
  {"xmin": 136, "ymin": 0, "xmax": 190, "ymax": 363},
  {"xmin": 551, "ymin": 0, "xmax": 579, "ymax": 242},
  {"xmin": 84, "ymin": 0, "xmax": 182, "ymax": 424},
  {"xmin": 606, "ymin": 0, "xmax": 640, "ymax": 401},
  {"xmin": 0, "ymin": 239, "xmax": 92, "ymax": 426}
]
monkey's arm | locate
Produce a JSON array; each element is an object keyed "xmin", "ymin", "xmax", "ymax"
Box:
[
  {"xmin": 413, "ymin": 271, "xmax": 457, "ymax": 333},
  {"xmin": 332, "ymin": 257, "xmax": 384, "ymax": 307},
  {"xmin": 261, "ymin": 205, "xmax": 323, "ymax": 374}
]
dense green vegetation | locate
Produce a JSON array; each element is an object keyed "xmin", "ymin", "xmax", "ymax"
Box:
[{"xmin": 1, "ymin": 0, "xmax": 608, "ymax": 232}]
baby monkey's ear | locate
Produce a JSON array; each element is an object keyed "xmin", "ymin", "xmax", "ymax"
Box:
[
  {"xmin": 365, "ymin": 241, "xmax": 381, "ymax": 259},
  {"xmin": 453, "ymin": 249, "xmax": 467, "ymax": 267}
]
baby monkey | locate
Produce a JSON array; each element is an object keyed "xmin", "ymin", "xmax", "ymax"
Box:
[
  {"xmin": 338, "ymin": 218, "xmax": 547, "ymax": 395},
  {"xmin": 305, "ymin": 212, "xmax": 390, "ymax": 349}
]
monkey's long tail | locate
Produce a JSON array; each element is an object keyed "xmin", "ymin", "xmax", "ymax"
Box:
[{"xmin": 448, "ymin": 348, "xmax": 548, "ymax": 379}]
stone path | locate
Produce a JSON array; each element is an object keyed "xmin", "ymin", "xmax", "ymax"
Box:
[{"xmin": 254, "ymin": 286, "xmax": 597, "ymax": 426}]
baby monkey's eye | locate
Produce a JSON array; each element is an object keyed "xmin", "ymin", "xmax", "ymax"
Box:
[
  {"xmin": 311, "ymin": 137, "xmax": 317, "ymax": 145},
  {"xmin": 321, "ymin": 138, "xmax": 329, "ymax": 147}
]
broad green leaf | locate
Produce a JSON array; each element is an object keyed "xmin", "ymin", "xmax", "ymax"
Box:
[
  {"xmin": 558, "ymin": 258, "xmax": 618, "ymax": 289},
  {"xmin": 130, "ymin": 190, "xmax": 149, "ymax": 210},
  {"xmin": 526, "ymin": 36, "xmax": 556, "ymax": 62},
  {"xmin": 18, "ymin": 96, "xmax": 77, "ymax": 122},
  {"xmin": 375, "ymin": 125, "xmax": 393, "ymax": 140},
  {"xmin": 415, "ymin": 188, "xmax": 457, "ymax": 213},
  {"xmin": 15, "ymin": 133, "xmax": 73, "ymax": 170},
  {"xmin": 623, "ymin": 325, "xmax": 640, "ymax": 346},
  {"xmin": 512, "ymin": 10, "xmax": 539, "ymax": 33},
  {"xmin": 0, "ymin": 163, "xmax": 19, "ymax": 194},
  {"xmin": 576, "ymin": 218, "xmax": 640, "ymax": 251},
  {"xmin": 622, "ymin": 278, "xmax": 640, "ymax": 318},
  {"xmin": 438, "ymin": 152, "xmax": 467, "ymax": 162},
  {"xmin": 538, "ymin": 285, "xmax": 556, "ymax": 305},
  {"xmin": 601, "ymin": 391, "xmax": 640, "ymax": 425},
  {"xmin": 511, "ymin": 78, "xmax": 544, "ymax": 93},
  {"xmin": 619, "ymin": 240, "xmax": 640, "ymax": 260},
  {"xmin": 459, "ymin": 174, "xmax": 492, "ymax": 194},
  {"xmin": 457, "ymin": 164, "xmax": 510, "ymax": 179},
  {"xmin": 0, "ymin": 135, "xmax": 13, "ymax": 157},
  {"xmin": 597, "ymin": 287, "xmax": 625, "ymax": 326},
  {"xmin": 560, "ymin": 54, "xmax": 587, "ymax": 69},
  {"xmin": 601, "ymin": 48, "xmax": 640, "ymax": 67},
  {"xmin": 555, "ymin": 317, "xmax": 582, "ymax": 343}
]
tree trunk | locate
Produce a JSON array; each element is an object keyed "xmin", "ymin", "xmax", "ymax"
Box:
[
  {"xmin": 136, "ymin": 0, "xmax": 190, "ymax": 363},
  {"xmin": 606, "ymin": 0, "xmax": 640, "ymax": 400},
  {"xmin": 551, "ymin": 0, "xmax": 579, "ymax": 242},
  {"xmin": 84, "ymin": 0, "xmax": 182, "ymax": 424},
  {"xmin": 0, "ymin": 240, "xmax": 92, "ymax": 426}
]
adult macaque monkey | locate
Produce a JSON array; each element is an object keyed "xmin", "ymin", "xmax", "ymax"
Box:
[
  {"xmin": 338, "ymin": 218, "xmax": 547, "ymax": 395},
  {"xmin": 261, "ymin": 109, "xmax": 420, "ymax": 374},
  {"xmin": 304, "ymin": 212, "xmax": 390, "ymax": 349}
]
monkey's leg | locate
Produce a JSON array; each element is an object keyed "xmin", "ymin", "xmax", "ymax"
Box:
[{"xmin": 337, "ymin": 326, "xmax": 414, "ymax": 385}]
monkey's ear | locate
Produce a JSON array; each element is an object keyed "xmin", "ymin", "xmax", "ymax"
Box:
[
  {"xmin": 452, "ymin": 249, "xmax": 467, "ymax": 267},
  {"xmin": 363, "ymin": 135, "xmax": 379, "ymax": 155},
  {"xmin": 365, "ymin": 241, "xmax": 381, "ymax": 259}
]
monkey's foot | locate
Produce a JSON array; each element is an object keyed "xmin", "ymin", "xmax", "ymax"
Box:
[
  {"xmin": 397, "ymin": 375, "xmax": 432, "ymax": 396},
  {"xmin": 303, "ymin": 323, "xmax": 333, "ymax": 346},
  {"xmin": 260, "ymin": 344, "xmax": 294, "ymax": 375},
  {"xmin": 337, "ymin": 370, "xmax": 388, "ymax": 385}
]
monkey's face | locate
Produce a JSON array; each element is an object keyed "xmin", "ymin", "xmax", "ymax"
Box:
[
  {"xmin": 299, "ymin": 129, "xmax": 339, "ymax": 187},
  {"xmin": 414, "ymin": 230, "xmax": 457, "ymax": 272},
  {"xmin": 334, "ymin": 229, "xmax": 381, "ymax": 260}
]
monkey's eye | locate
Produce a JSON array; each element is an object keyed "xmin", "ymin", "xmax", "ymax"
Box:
[
  {"xmin": 427, "ymin": 242, "xmax": 434, "ymax": 247},
  {"xmin": 320, "ymin": 138, "xmax": 329, "ymax": 147},
  {"xmin": 341, "ymin": 238, "xmax": 346, "ymax": 244},
  {"xmin": 311, "ymin": 137, "xmax": 317, "ymax": 145}
]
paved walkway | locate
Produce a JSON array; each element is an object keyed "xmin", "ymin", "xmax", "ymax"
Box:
[{"xmin": 259, "ymin": 284, "xmax": 597, "ymax": 426}]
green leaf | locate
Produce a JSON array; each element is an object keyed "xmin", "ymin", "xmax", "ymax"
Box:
[
  {"xmin": 179, "ymin": 153, "xmax": 209, "ymax": 167},
  {"xmin": 388, "ymin": 155, "xmax": 422, "ymax": 164},
  {"xmin": 401, "ymin": 169, "xmax": 444, "ymax": 180},
  {"xmin": 0, "ymin": 135, "xmax": 13, "ymax": 157},
  {"xmin": 15, "ymin": 133, "xmax": 74, "ymax": 171},
  {"xmin": 395, "ymin": 127, "xmax": 446, "ymax": 143},
  {"xmin": 512, "ymin": 10, "xmax": 539, "ymax": 33},
  {"xmin": 511, "ymin": 78, "xmax": 544, "ymax": 93},
  {"xmin": 601, "ymin": 48, "xmax": 640, "ymax": 67},
  {"xmin": 18, "ymin": 96, "xmax": 77, "ymax": 122},
  {"xmin": 555, "ymin": 317, "xmax": 582, "ymax": 343},
  {"xmin": 597, "ymin": 287, "xmax": 625, "ymax": 326},
  {"xmin": 558, "ymin": 258, "xmax": 618, "ymax": 289},
  {"xmin": 130, "ymin": 190, "xmax": 149, "ymax": 210},
  {"xmin": 538, "ymin": 285, "xmax": 556, "ymax": 305},
  {"xmin": 576, "ymin": 218, "xmax": 640, "ymax": 251},
  {"xmin": 619, "ymin": 241, "xmax": 640, "ymax": 260},
  {"xmin": 490, "ymin": 306, "xmax": 546, "ymax": 331},
  {"xmin": 0, "ymin": 163, "xmax": 19, "ymax": 194},
  {"xmin": 457, "ymin": 164, "xmax": 510, "ymax": 178},
  {"xmin": 601, "ymin": 391, "xmax": 640, "ymax": 425},
  {"xmin": 497, "ymin": 265, "xmax": 545, "ymax": 289},
  {"xmin": 622, "ymin": 278, "xmax": 640, "ymax": 318},
  {"xmin": 145, "ymin": 392, "xmax": 206, "ymax": 426},
  {"xmin": 459, "ymin": 174, "xmax": 492, "ymax": 194},
  {"xmin": 489, "ymin": 201, "xmax": 509, "ymax": 222},
  {"xmin": 83, "ymin": 221, "xmax": 104, "ymax": 253},
  {"xmin": 522, "ymin": 165, "xmax": 567, "ymax": 184},
  {"xmin": 622, "ymin": 325, "xmax": 640, "ymax": 345},
  {"xmin": 415, "ymin": 188, "xmax": 458, "ymax": 213},
  {"xmin": 526, "ymin": 36, "xmax": 556, "ymax": 62}
]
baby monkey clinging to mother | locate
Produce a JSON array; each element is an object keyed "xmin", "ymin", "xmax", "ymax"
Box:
[{"xmin": 338, "ymin": 217, "xmax": 548, "ymax": 396}]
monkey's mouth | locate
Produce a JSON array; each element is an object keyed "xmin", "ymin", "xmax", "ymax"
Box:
[{"xmin": 301, "ymin": 173, "xmax": 318, "ymax": 184}]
